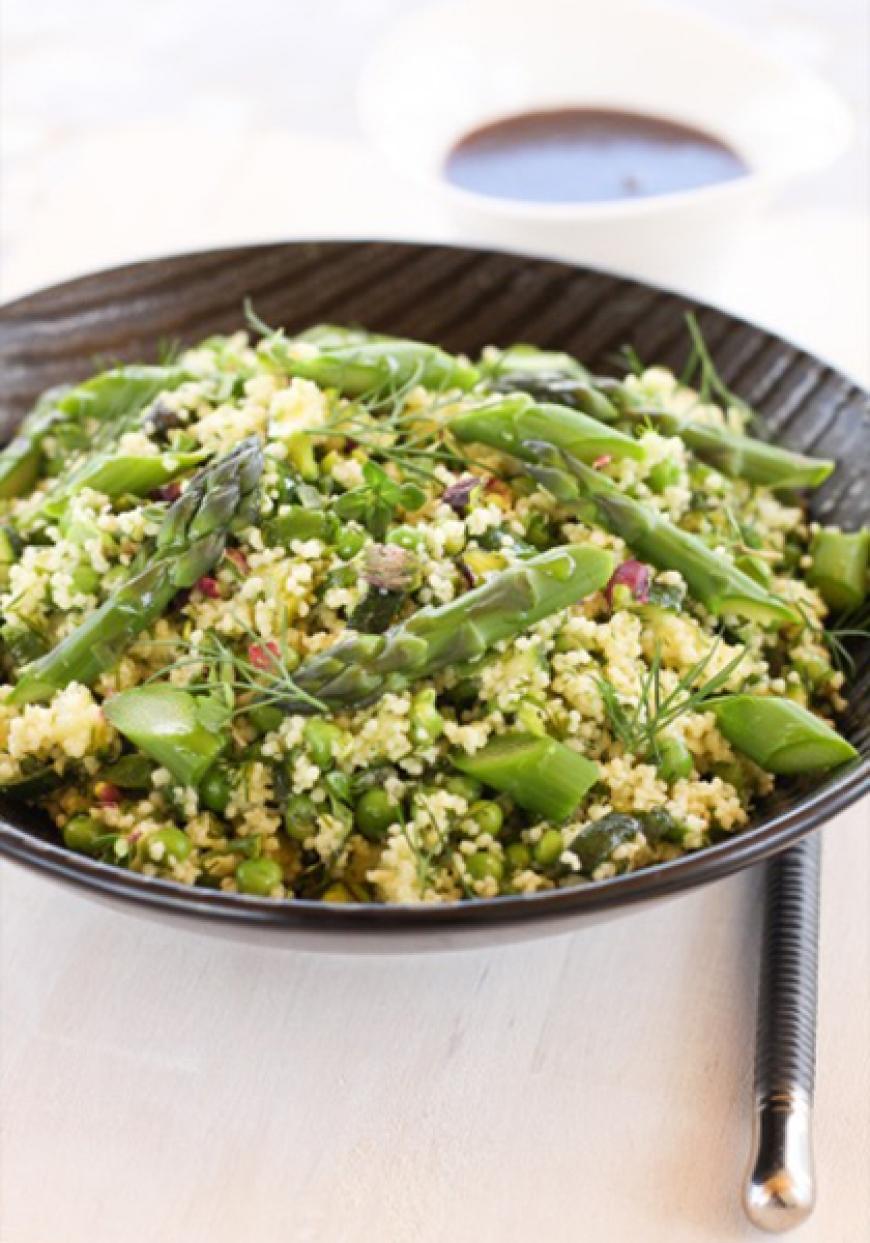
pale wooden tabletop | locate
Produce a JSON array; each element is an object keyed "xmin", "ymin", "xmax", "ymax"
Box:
[{"xmin": 1, "ymin": 4, "xmax": 868, "ymax": 1241}]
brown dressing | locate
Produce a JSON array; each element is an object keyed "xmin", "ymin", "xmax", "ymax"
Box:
[{"xmin": 444, "ymin": 108, "xmax": 747, "ymax": 204}]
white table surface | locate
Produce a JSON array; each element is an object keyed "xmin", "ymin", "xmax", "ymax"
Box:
[{"xmin": 1, "ymin": 4, "xmax": 868, "ymax": 1241}]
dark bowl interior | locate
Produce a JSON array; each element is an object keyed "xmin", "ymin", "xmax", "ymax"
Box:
[{"xmin": 0, "ymin": 240, "xmax": 868, "ymax": 939}]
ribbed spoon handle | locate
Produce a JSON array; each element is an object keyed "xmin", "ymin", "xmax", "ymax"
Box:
[{"xmin": 744, "ymin": 834, "xmax": 820, "ymax": 1232}]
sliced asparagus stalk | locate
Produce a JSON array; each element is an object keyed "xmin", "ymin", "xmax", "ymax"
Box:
[{"xmin": 452, "ymin": 732, "xmax": 599, "ymax": 821}]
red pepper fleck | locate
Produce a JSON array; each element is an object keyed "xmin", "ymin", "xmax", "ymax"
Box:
[
  {"xmin": 196, "ymin": 576, "xmax": 221, "ymax": 598},
  {"xmin": 605, "ymin": 559, "xmax": 651, "ymax": 608},
  {"xmin": 248, "ymin": 641, "xmax": 280, "ymax": 670},
  {"xmin": 592, "ymin": 455, "xmax": 612, "ymax": 469},
  {"xmin": 96, "ymin": 782, "xmax": 121, "ymax": 806},
  {"xmin": 485, "ymin": 477, "xmax": 511, "ymax": 500}
]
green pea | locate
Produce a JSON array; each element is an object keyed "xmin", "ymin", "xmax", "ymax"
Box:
[
  {"xmin": 656, "ymin": 737, "xmax": 693, "ymax": 783},
  {"xmin": 200, "ymin": 766, "xmax": 232, "ymax": 814},
  {"xmin": 71, "ymin": 565, "xmax": 101, "ymax": 594},
  {"xmin": 467, "ymin": 799, "xmax": 504, "ymax": 837},
  {"xmin": 465, "ymin": 852, "xmax": 504, "ymax": 884},
  {"xmin": 336, "ymin": 527, "xmax": 366, "ymax": 560},
  {"xmin": 445, "ymin": 774, "xmax": 483, "ymax": 802},
  {"xmin": 387, "ymin": 524, "xmax": 427, "ymax": 551},
  {"xmin": 534, "ymin": 829, "xmax": 564, "ymax": 867},
  {"xmin": 248, "ymin": 704, "xmax": 284, "ymax": 735},
  {"xmin": 794, "ymin": 653, "xmax": 833, "ymax": 689},
  {"xmin": 303, "ymin": 719, "xmax": 343, "ymax": 768},
  {"xmin": 62, "ymin": 815, "xmax": 102, "ymax": 855},
  {"xmin": 236, "ymin": 857, "xmax": 283, "ymax": 895},
  {"xmin": 356, "ymin": 788, "xmax": 400, "ymax": 841},
  {"xmin": 284, "ymin": 793, "xmax": 318, "ymax": 842},
  {"xmin": 278, "ymin": 645, "xmax": 301, "ymax": 674},
  {"xmin": 410, "ymin": 688, "xmax": 444, "ymax": 744},
  {"xmin": 504, "ymin": 842, "xmax": 531, "ymax": 871},
  {"xmin": 322, "ymin": 881, "xmax": 353, "ymax": 903},
  {"xmin": 147, "ymin": 827, "xmax": 192, "ymax": 865},
  {"xmin": 648, "ymin": 460, "xmax": 681, "ymax": 493}
]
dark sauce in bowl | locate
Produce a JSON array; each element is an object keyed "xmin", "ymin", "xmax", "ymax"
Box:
[{"xmin": 444, "ymin": 108, "xmax": 748, "ymax": 204}]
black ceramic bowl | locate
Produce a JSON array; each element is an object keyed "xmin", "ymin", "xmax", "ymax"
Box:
[{"xmin": 1, "ymin": 241, "xmax": 867, "ymax": 951}]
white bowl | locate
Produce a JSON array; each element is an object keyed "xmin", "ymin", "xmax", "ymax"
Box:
[{"xmin": 358, "ymin": 0, "xmax": 853, "ymax": 289}]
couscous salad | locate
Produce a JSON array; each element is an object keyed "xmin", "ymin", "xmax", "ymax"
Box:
[{"xmin": 0, "ymin": 318, "xmax": 864, "ymax": 903}]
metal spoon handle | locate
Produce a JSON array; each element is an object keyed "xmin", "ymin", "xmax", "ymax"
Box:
[{"xmin": 744, "ymin": 834, "xmax": 820, "ymax": 1232}]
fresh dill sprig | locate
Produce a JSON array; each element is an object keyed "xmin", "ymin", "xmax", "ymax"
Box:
[
  {"xmin": 397, "ymin": 794, "xmax": 452, "ymax": 896},
  {"xmin": 247, "ymin": 305, "xmax": 489, "ymax": 483},
  {"xmin": 683, "ymin": 313, "xmax": 756, "ymax": 425},
  {"xmin": 302, "ymin": 367, "xmax": 484, "ymax": 482},
  {"xmin": 142, "ymin": 614, "xmax": 326, "ymax": 716},
  {"xmin": 156, "ymin": 336, "xmax": 183, "ymax": 367},
  {"xmin": 243, "ymin": 298, "xmax": 278, "ymax": 339},
  {"xmin": 619, "ymin": 343, "xmax": 646, "ymax": 377},
  {"xmin": 795, "ymin": 598, "xmax": 870, "ymax": 675},
  {"xmin": 720, "ymin": 506, "xmax": 779, "ymax": 562},
  {"xmin": 598, "ymin": 640, "xmax": 748, "ymax": 759}
]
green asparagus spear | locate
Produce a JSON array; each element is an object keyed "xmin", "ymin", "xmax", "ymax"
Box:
[
  {"xmin": 452, "ymin": 732, "xmax": 599, "ymax": 821},
  {"xmin": 609, "ymin": 396, "xmax": 834, "ymax": 489},
  {"xmin": 807, "ymin": 528, "xmax": 869, "ymax": 612},
  {"xmin": 281, "ymin": 544, "xmax": 613, "ymax": 711},
  {"xmin": 451, "ymin": 394, "xmax": 646, "ymax": 463},
  {"xmin": 0, "ymin": 366, "xmax": 188, "ymax": 499},
  {"xmin": 515, "ymin": 442, "xmax": 800, "ymax": 627},
  {"xmin": 485, "ymin": 342, "xmax": 589, "ymax": 381},
  {"xmin": 8, "ymin": 437, "xmax": 264, "ymax": 704},
  {"xmin": 103, "ymin": 686, "xmax": 229, "ymax": 787},
  {"xmin": 294, "ymin": 324, "xmax": 388, "ymax": 347},
  {"xmin": 709, "ymin": 695, "xmax": 857, "ymax": 772},
  {"xmin": 261, "ymin": 335, "xmax": 479, "ymax": 396},
  {"xmin": 483, "ymin": 344, "xmax": 621, "ymax": 423},
  {"xmin": 53, "ymin": 365, "xmax": 189, "ymax": 427},
  {"xmin": 481, "ymin": 344, "xmax": 834, "ymax": 488},
  {"xmin": 0, "ymin": 389, "xmax": 69, "ymax": 499},
  {"xmin": 40, "ymin": 450, "xmax": 207, "ymax": 517}
]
